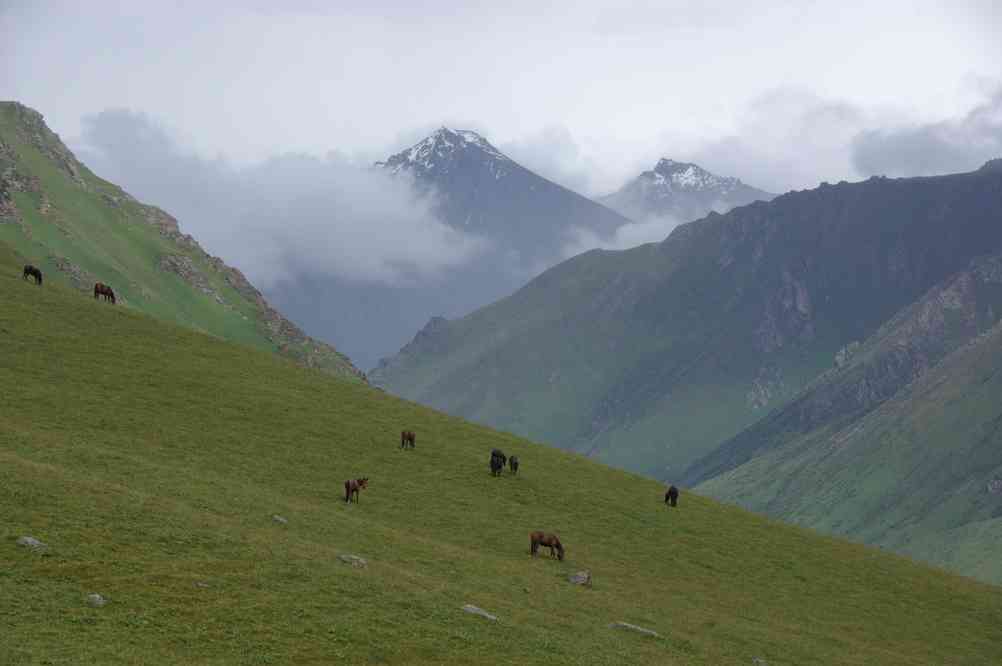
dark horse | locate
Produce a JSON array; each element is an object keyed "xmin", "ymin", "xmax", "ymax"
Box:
[
  {"xmin": 400, "ymin": 430, "xmax": 416, "ymax": 449},
  {"xmin": 22, "ymin": 265, "xmax": 42, "ymax": 286},
  {"xmin": 94, "ymin": 282, "xmax": 116, "ymax": 304},
  {"xmin": 529, "ymin": 531, "xmax": 564, "ymax": 561},
  {"xmin": 509, "ymin": 455, "xmax": 519, "ymax": 475},
  {"xmin": 490, "ymin": 448, "xmax": 507, "ymax": 477},
  {"xmin": 344, "ymin": 477, "xmax": 369, "ymax": 503},
  {"xmin": 665, "ymin": 485, "xmax": 679, "ymax": 507}
]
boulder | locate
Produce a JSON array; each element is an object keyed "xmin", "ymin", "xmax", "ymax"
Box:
[
  {"xmin": 86, "ymin": 593, "xmax": 107, "ymax": 608},
  {"xmin": 16, "ymin": 536, "xmax": 46, "ymax": 550},
  {"xmin": 338, "ymin": 554, "xmax": 367, "ymax": 568},
  {"xmin": 568, "ymin": 571, "xmax": 592, "ymax": 587},
  {"xmin": 461, "ymin": 604, "xmax": 498, "ymax": 622},
  {"xmin": 609, "ymin": 621, "xmax": 659, "ymax": 638}
]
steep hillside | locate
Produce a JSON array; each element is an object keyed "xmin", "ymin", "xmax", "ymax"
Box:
[
  {"xmin": 3, "ymin": 245, "xmax": 1001, "ymax": 665},
  {"xmin": 371, "ymin": 164, "xmax": 1002, "ymax": 481},
  {"xmin": 686, "ymin": 252, "xmax": 1002, "ymax": 584},
  {"xmin": 0, "ymin": 101, "xmax": 362, "ymax": 380},
  {"xmin": 600, "ymin": 158, "xmax": 775, "ymax": 223}
]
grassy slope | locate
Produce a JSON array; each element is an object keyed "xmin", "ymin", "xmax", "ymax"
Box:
[
  {"xmin": 3, "ymin": 244, "xmax": 1002, "ymax": 665},
  {"xmin": 0, "ymin": 102, "xmax": 360, "ymax": 380},
  {"xmin": 697, "ymin": 321, "xmax": 1002, "ymax": 586}
]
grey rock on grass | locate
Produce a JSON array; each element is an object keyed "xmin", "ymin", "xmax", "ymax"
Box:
[
  {"xmin": 338, "ymin": 554, "xmax": 367, "ymax": 568},
  {"xmin": 461, "ymin": 604, "xmax": 498, "ymax": 621},
  {"xmin": 16, "ymin": 536, "xmax": 46, "ymax": 550},
  {"xmin": 272, "ymin": 515, "xmax": 288, "ymax": 525},
  {"xmin": 568, "ymin": 570, "xmax": 592, "ymax": 586},
  {"xmin": 86, "ymin": 593, "xmax": 107, "ymax": 608},
  {"xmin": 609, "ymin": 621, "xmax": 659, "ymax": 637}
]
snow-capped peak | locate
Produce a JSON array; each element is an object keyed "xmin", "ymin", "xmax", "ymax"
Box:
[
  {"xmin": 377, "ymin": 127, "xmax": 511, "ymax": 176},
  {"xmin": 644, "ymin": 158, "xmax": 741, "ymax": 193}
]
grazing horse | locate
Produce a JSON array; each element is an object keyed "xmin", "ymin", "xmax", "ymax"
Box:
[
  {"xmin": 509, "ymin": 455, "xmax": 519, "ymax": 475},
  {"xmin": 344, "ymin": 477, "xmax": 369, "ymax": 503},
  {"xmin": 665, "ymin": 485, "xmax": 679, "ymax": 508},
  {"xmin": 94, "ymin": 282, "xmax": 116, "ymax": 304},
  {"xmin": 490, "ymin": 448, "xmax": 507, "ymax": 477},
  {"xmin": 529, "ymin": 531, "xmax": 564, "ymax": 561},
  {"xmin": 400, "ymin": 430, "xmax": 416, "ymax": 449},
  {"xmin": 22, "ymin": 265, "xmax": 42, "ymax": 286}
]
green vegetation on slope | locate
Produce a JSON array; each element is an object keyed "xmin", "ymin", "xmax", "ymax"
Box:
[
  {"xmin": 691, "ymin": 253, "xmax": 1002, "ymax": 585},
  {"xmin": 0, "ymin": 101, "xmax": 361, "ymax": 381},
  {"xmin": 372, "ymin": 165, "xmax": 1002, "ymax": 481},
  {"xmin": 3, "ymin": 243, "xmax": 1002, "ymax": 665}
]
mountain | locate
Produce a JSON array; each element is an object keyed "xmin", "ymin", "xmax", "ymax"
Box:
[
  {"xmin": 370, "ymin": 164, "xmax": 1002, "ymax": 496},
  {"xmin": 262, "ymin": 128, "xmax": 633, "ymax": 371},
  {"xmin": 0, "ymin": 101, "xmax": 363, "ymax": 380},
  {"xmin": 599, "ymin": 158, "xmax": 775, "ymax": 223},
  {"xmin": 375, "ymin": 127, "xmax": 630, "ymax": 260},
  {"xmin": 685, "ymin": 249, "xmax": 1002, "ymax": 583},
  {"xmin": 5, "ymin": 253, "xmax": 1001, "ymax": 664}
]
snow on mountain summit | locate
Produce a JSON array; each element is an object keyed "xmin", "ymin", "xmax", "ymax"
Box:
[
  {"xmin": 377, "ymin": 127, "xmax": 511, "ymax": 178},
  {"xmin": 600, "ymin": 158, "xmax": 775, "ymax": 223}
]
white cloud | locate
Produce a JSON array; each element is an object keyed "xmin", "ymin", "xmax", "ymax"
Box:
[{"xmin": 78, "ymin": 110, "xmax": 487, "ymax": 288}]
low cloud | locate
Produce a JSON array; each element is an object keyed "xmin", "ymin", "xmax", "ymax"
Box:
[
  {"xmin": 78, "ymin": 109, "xmax": 487, "ymax": 288},
  {"xmin": 562, "ymin": 213, "xmax": 683, "ymax": 258},
  {"xmin": 851, "ymin": 89, "xmax": 1002, "ymax": 177},
  {"xmin": 687, "ymin": 88, "xmax": 870, "ymax": 193}
]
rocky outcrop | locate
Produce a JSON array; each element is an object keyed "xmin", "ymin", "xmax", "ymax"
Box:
[
  {"xmin": 158, "ymin": 254, "xmax": 225, "ymax": 305},
  {"xmin": 50, "ymin": 255, "xmax": 98, "ymax": 291},
  {"xmin": 5, "ymin": 103, "xmax": 86, "ymax": 187}
]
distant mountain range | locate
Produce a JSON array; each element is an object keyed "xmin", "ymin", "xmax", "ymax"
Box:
[
  {"xmin": 375, "ymin": 127, "xmax": 628, "ymax": 260},
  {"xmin": 599, "ymin": 158, "xmax": 775, "ymax": 222},
  {"xmin": 0, "ymin": 101, "xmax": 363, "ymax": 381},
  {"xmin": 269, "ymin": 127, "xmax": 635, "ymax": 370},
  {"xmin": 370, "ymin": 160, "xmax": 1002, "ymax": 584}
]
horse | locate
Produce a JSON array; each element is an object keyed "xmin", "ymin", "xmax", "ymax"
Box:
[
  {"xmin": 509, "ymin": 455, "xmax": 519, "ymax": 475},
  {"xmin": 400, "ymin": 430, "xmax": 416, "ymax": 449},
  {"xmin": 344, "ymin": 477, "xmax": 369, "ymax": 503},
  {"xmin": 529, "ymin": 531, "xmax": 564, "ymax": 561},
  {"xmin": 94, "ymin": 282, "xmax": 116, "ymax": 304},
  {"xmin": 490, "ymin": 448, "xmax": 507, "ymax": 476},
  {"xmin": 665, "ymin": 485, "xmax": 679, "ymax": 507},
  {"xmin": 22, "ymin": 265, "xmax": 42, "ymax": 286}
]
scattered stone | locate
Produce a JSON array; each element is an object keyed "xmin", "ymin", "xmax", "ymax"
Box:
[
  {"xmin": 194, "ymin": 581, "xmax": 211, "ymax": 589},
  {"xmin": 272, "ymin": 515, "xmax": 288, "ymax": 525},
  {"xmin": 461, "ymin": 604, "xmax": 498, "ymax": 622},
  {"xmin": 337, "ymin": 554, "xmax": 367, "ymax": 568},
  {"xmin": 86, "ymin": 593, "xmax": 107, "ymax": 608},
  {"xmin": 752, "ymin": 658, "xmax": 768, "ymax": 665},
  {"xmin": 609, "ymin": 621, "xmax": 659, "ymax": 638},
  {"xmin": 987, "ymin": 478, "xmax": 1002, "ymax": 495},
  {"xmin": 16, "ymin": 536, "xmax": 46, "ymax": 550},
  {"xmin": 568, "ymin": 570, "xmax": 592, "ymax": 587}
]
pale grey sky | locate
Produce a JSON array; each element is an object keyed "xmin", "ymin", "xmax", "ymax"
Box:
[{"xmin": 4, "ymin": 0, "xmax": 1001, "ymax": 194}]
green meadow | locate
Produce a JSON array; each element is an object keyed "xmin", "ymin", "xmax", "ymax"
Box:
[{"xmin": 2, "ymin": 243, "xmax": 1001, "ymax": 665}]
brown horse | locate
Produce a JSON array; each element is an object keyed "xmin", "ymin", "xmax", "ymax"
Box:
[
  {"xmin": 344, "ymin": 477, "xmax": 369, "ymax": 503},
  {"xmin": 94, "ymin": 282, "xmax": 116, "ymax": 304},
  {"xmin": 400, "ymin": 430, "xmax": 416, "ymax": 449},
  {"xmin": 529, "ymin": 531, "xmax": 564, "ymax": 561},
  {"xmin": 22, "ymin": 265, "xmax": 42, "ymax": 286},
  {"xmin": 665, "ymin": 485, "xmax": 679, "ymax": 507}
]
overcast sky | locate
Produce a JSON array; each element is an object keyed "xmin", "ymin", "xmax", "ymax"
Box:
[{"xmin": 4, "ymin": 0, "xmax": 1001, "ymax": 196}]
